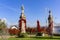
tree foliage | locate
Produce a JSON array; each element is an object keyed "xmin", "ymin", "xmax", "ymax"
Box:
[{"xmin": 0, "ymin": 19, "xmax": 7, "ymax": 30}]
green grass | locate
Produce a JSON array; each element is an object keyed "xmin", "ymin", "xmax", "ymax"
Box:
[
  {"xmin": 6, "ymin": 36, "xmax": 60, "ymax": 40},
  {"xmin": 8, "ymin": 38, "xmax": 60, "ymax": 40},
  {"xmin": 0, "ymin": 36, "xmax": 60, "ymax": 40}
]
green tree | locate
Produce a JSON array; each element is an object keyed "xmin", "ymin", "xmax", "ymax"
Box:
[
  {"xmin": 0, "ymin": 19, "xmax": 8, "ymax": 40},
  {"xmin": 0, "ymin": 19, "xmax": 7, "ymax": 30}
]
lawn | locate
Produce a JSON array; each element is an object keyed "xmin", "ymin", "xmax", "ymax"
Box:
[{"xmin": 3, "ymin": 36, "xmax": 60, "ymax": 40}]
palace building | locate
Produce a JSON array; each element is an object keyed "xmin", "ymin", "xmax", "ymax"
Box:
[
  {"xmin": 9, "ymin": 5, "xmax": 60, "ymax": 36},
  {"xmin": 18, "ymin": 5, "xmax": 54, "ymax": 35}
]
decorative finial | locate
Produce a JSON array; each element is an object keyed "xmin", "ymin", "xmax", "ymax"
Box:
[
  {"xmin": 20, "ymin": 4, "xmax": 26, "ymax": 19},
  {"xmin": 49, "ymin": 10, "xmax": 52, "ymax": 15},
  {"xmin": 49, "ymin": 10, "xmax": 51, "ymax": 14},
  {"xmin": 21, "ymin": 4, "xmax": 24, "ymax": 10}
]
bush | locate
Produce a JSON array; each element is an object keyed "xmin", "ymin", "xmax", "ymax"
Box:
[
  {"xmin": 36, "ymin": 32, "xmax": 42, "ymax": 36},
  {"xmin": 18, "ymin": 33, "xmax": 28, "ymax": 38}
]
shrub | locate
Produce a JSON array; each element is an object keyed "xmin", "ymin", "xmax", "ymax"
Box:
[
  {"xmin": 18, "ymin": 33, "xmax": 28, "ymax": 38},
  {"xmin": 36, "ymin": 32, "xmax": 42, "ymax": 36}
]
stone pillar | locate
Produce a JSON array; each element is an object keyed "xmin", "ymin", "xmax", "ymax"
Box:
[
  {"xmin": 19, "ymin": 5, "xmax": 26, "ymax": 33},
  {"xmin": 48, "ymin": 10, "xmax": 53, "ymax": 36},
  {"xmin": 36, "ymin": 20, "xmax": 42, "ymax": 36},
  {"xmin": 37, "ymin": 20, "xmax": 41, "ymax": 32}
]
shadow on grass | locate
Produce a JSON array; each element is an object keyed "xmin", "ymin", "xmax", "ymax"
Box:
[{"xmin": 31, "ymin": 36, "xmax": 60, "ymax": 39}]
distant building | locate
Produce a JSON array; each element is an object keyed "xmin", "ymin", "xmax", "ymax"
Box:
[
  {"xmin": 53, "ymin": 26, "xmax": 60, "ymax": 35},
  {"xmin": 8, "ymin": 25, "xmax": 20, "ymax": 35},
  {"xmin": 10, "ymin": 25, "xmax": 18, "ymax": 29}
]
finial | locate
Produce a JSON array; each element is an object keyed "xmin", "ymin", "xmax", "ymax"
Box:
[
  {"xmin": 21, "ymin": 4, "xmax": 24, "ymax": 10},
  {"xmin": 49, "ymin": 10, "xmax": 51, "ymax": 15},
  {"xmin": 49, "ymin": 10, "xmax": 51, "ymax": 13}
]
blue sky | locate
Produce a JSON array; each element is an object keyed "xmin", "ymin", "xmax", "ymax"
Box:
[{"xmin": 0, "ymin": 0, "xmax": 60, "ymax": 27}]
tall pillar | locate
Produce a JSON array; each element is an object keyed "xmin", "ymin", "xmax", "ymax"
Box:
[
  {"xmin": 37, "ymin": 20, "xmax": 41, "ymax": 32},
  {"xmin": 48, "ymin": 10, "xmax": 53, "ymax": 36},
  {"xmin": 36, "ymin": 20, "xmax": 42, "ymax": 36},
  {"xmin": 19, "ymin": 5, "xmax": 26, "ymax": 33}
]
